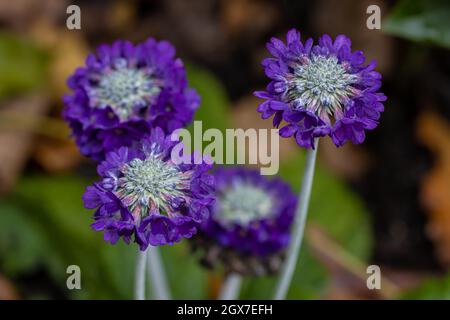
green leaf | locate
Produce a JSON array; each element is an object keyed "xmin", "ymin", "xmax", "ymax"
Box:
[
  {"xmin": 184, "ymin": 64, "xmax": 232, "ymax": 161},
  {"xmin": 279, "ymin": 150, "xmax": 373, "ymax": 261},
  {"xmin": 401, "ymin": 275, "xmax": 450, "ymax": 299},
  {"xmin": 240, "ymin": 245, "xmax": 329, "ymax": 299},
  {"xmin": 0, "ymin": 174, "xmax": 210, "ymax": 299},
  {"xmin": 160, "ymin": 243, "xmax": 209, "ymax": 299},
  {"xmin": 0, "ymin": 32, "xmax": 49, "ymax": 97},
  {"xmin": 383, "ymin": 0, "xmax": 450, "ymax": 48},
  {"xmin": 0, "ymin": 175, "xmax": 133, "ymax": 299},
  {"xmin": 186, "ymin": 64, "xmax": 230, "ymax": 132},
  {"xmin": 0, "ymin": 201, "xmax": 59, "ymax": 276}
]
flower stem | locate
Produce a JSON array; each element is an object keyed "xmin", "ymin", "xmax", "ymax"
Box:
[
  {"xmin": 134, "ymin": 249, "xmax": 148, "ymax": 300},
  {"xmin": 147, "ymin": 246, "xmax": 171, "ymax": 300},
  {"xmin": 218, "ymin": 273, "xmax": 242, "ymax": 300},
  {"xmin": 274, "ymin": 139, "xmax": 319, "ymax": 300}
]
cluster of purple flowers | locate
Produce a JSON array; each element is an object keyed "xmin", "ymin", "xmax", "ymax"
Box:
[
  {"xmin": 64, "ymin": 38, "xmax": 211, "ymax": 250},
  {"xmin": 64, "ymin": 30, "xmax": 385, "ymax": 261}
]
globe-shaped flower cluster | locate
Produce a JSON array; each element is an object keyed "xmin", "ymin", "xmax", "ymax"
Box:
[
  {"xmin": 193, "ymin": 167, "xmax": 296, "ymax": 275},
  {"xmin": 83, "ymin": 128, "xmax": 215, "ymax": 250},
  {"xmin": 63, "ymin": 38, "xmax": 200, "ymax": 160},
  {"xmin": 255, "ymin": 29, "xmax": 386, "ymax": 148}
]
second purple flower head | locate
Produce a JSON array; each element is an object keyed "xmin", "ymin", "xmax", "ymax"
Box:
[
  {"xmin": 83, "ymin": 128, "xmax": 215, "ymax": 250},
  {"xmin": 193, "ymin": 167, "xmax": 296, "ymax": 275}
]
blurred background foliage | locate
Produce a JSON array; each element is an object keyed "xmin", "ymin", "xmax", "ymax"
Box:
[
  {"xmin": 384, "ymin": 0, "xmax": 450, "ymax": 48},
  {"xmin": 0, "ymin": 0, "xmax": 450, "ymax": 300},
  {"xmin": 0, "ymin": 33, "xmax": 48, "ymax": 97}
]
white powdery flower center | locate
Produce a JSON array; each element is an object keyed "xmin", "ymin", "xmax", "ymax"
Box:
[
  {"xmin": 115, "ymin": 154, "xmax": 191, "ymax": 219},
  {"xmin": 217, "ymin": 182, "xmax": 274, "ymax": 226},
  {"xmin": 90, "ymin": 58, "xmax": 161, "ymax": 120},
  {"xmin": 287, "ymin": 55, "xmax": 358, "ymax": 120}
]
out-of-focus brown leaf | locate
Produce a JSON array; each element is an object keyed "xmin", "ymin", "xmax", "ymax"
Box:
[
  {"xmin": 417, "ymin": 111, "xmax": 450, "ymax": 267},
  {"xmin": 0, "ymin": 94, "xmax": 50, "ymax": 195},
  {"xmin": 324, "ymin": 266, "xmax": 428, "ymax": 299},
  {"xmin": 313, "ymin": 0, "xmax": 394, "ymax": 75},
  {"xmin": 306, "ymin": 224, "xmax": 400, "ymax": 299},
  {"xmin": 323, "ymin": 288, "xmax": 363, "ymax": 300},
  {"xmin": 137, "ymin": 0, "xmax": 229, "ymax": 64},
  {"xmin": 0, "ymin": 273, "xmax": 19, "ymax": 300},
  {"xmin": 0, "ymin": 0, "xmax": 66, "ymax": 31},
  {"xmin": 221, "ymin": 0, "xmax": 279, "ymax": 39},
  {"xmin": 208, "ymin": 272, "xmax": 223, "ymax": 300},
  {"xmin": 231, "ymin": 95, "xmax": 298, "ymax": 163},
  {"xmin": 30, "ymin": 22, "xmax": 89, "ymax": 100},
  {"xmin": 33, "ymin": 139, "xmax": 83, "ymax": 173},
  {"xmin": 110, "ymin": 0, "xmax": 137, "ymax": 32},
  {"xmin": 319, "ymin": 137, "xmax": 371, "ymax": 181}
]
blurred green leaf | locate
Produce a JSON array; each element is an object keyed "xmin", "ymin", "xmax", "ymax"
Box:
[
  {"xmin": 186, "ymin": 64, "xmax": 230, "ymax": 132},
  {"xmin": 0, "ymin": 201, "xmax": 59, "ymax": 276},
  {"xmin": 0, "ymin": 174, "xmax": 211, "ymax": 299},
  {"xmin": 185, "ymin": 64, "xmax": 232, "ymax": 161},
  {"xmin": 401, "ymin": 275, "xmax": 450, "ymax": 299},
  {"xmin": 160, "ymin": 243, "xmax": 209, "ymax": 299},
  {"xmin": 240, "ymin": 245, "xmax": 329, "ymax": 299},
  {"xmin": 279, "ymin": 150, "xmax": 373, "ymax": 261},
  {"xmin": 0, "ymin": 32, "xmax": 48, "ymax": 98},
  {"xmin": 384, "ymin": 0, "xmax": 450, "ymax": 48},
  {"xmin": 5, "ymin": 176, "xmax": 135, "ymax": 298}
]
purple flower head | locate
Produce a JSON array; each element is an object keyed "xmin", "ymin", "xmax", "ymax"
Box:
[
  {"xmin": 254, "ymin": 29, "xmax": 386, "ymax": 148},
  {"xmin": 82, "ymin": 128, "xmax": 215, "ymax": 250},
  {"xmin": 63, "ymin": 38, "xmax": 200, "ymax": 160},
  {"xmin": 193, "ymin": 167, "xmax": 296, "ymax": 275}
]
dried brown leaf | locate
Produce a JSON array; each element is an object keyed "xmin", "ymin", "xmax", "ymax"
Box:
[{"xmin": 417, "ymin": 111, "xmax": 450, "ymax": 267}]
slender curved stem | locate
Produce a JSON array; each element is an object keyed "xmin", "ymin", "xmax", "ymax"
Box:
[
  {"xmin": 134, "ymin": 249, "xmax": 148, "ymax": 300},
  {"xmin": 147, "ymin": 246, "xmax": 171, "ymax": 300},
  {"xmin": 274, "ymin": 139, "xmax": 318, "ymax": 300},
  {"xmin": 218, "ymin": 273, "xmax": 242, "ymax": 300}
]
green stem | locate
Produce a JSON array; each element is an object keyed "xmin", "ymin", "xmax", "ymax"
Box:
[
  {"xmin": 218, "ymin": 273, "xmax": 242, "ymax": 300},
  {"xmin": 134, "ymin": 249, "xmax": 147, "ymax": 300},
  {"xmin": 147, "ymin": 246, "xmax": 171, "ymax": 299},
  {"xmin": 274, "ymin": 139, "xmax": 318, "ymax": 300}
]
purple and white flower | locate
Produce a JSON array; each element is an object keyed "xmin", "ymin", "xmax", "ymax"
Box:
[
  {"xmin": 83, "ymin": 128, "xmax": 215, "ymax": 250},
  {"xmin": 193, "ymin": 167, "xmax": 296, "ymax": 275},
  {"xmin": 254, "ymin": 29, "xmax": 386, "ymax": 148},
  {"xmin": 63, "ymin": 38, "xmax": 199, "ymax": 160}
]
